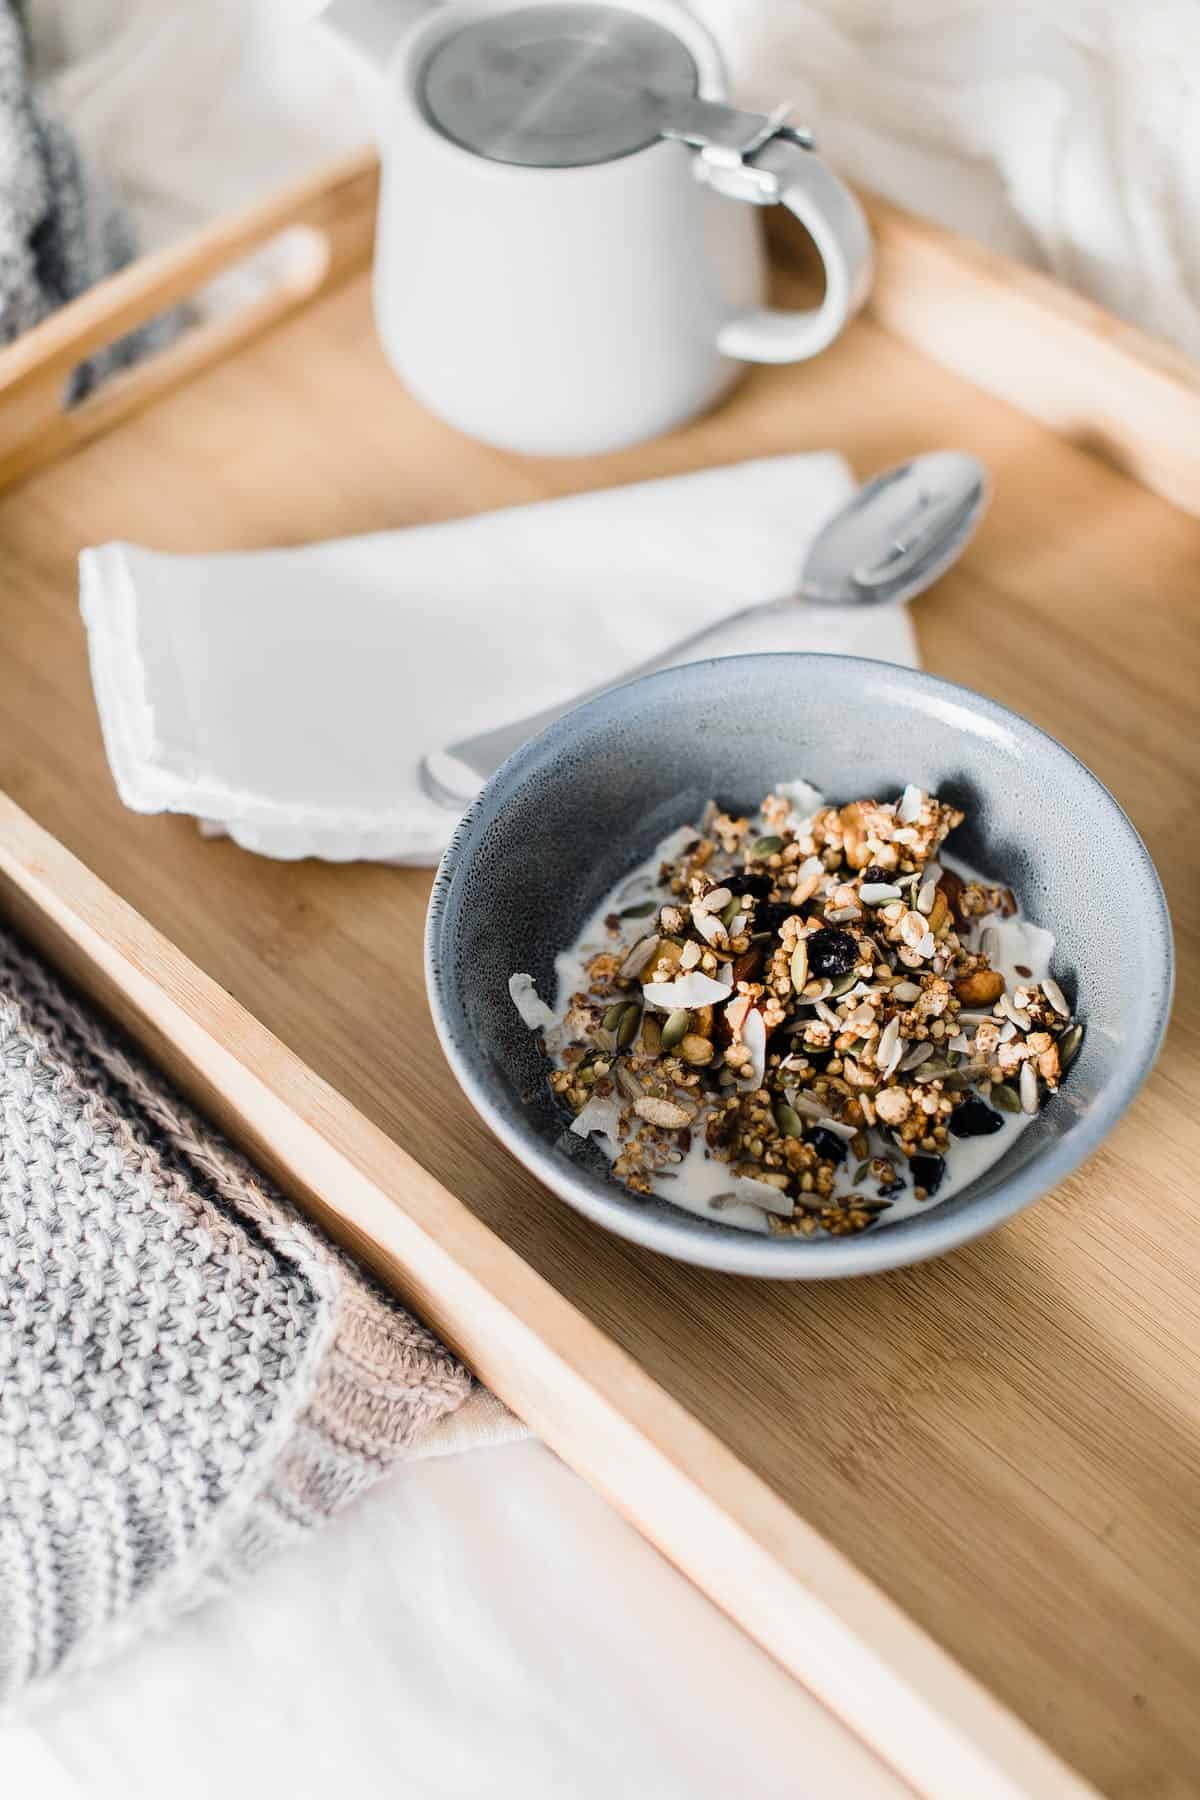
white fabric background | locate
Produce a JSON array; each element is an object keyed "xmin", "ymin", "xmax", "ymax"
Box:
[
  {"xmin": 7, "ymin": 3, "xmax": 1194, "ymax": 1794},
  {"xmin": 25, "ymin": 0, "xmax": 1200, "ymax": 356}
]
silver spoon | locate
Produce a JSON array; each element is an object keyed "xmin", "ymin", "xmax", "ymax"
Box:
[{"xmin": 420, "ymin": 449, "xmax": 988, "ymax": 810}]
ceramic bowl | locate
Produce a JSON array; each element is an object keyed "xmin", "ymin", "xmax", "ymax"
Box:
[{"xmin": 425, "ymin": 655, "xmax": 1172, "ymax": 1278}]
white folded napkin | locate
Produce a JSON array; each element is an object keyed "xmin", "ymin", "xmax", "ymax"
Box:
[{"xmin": 80, "ymin": 453, "xmax": 917, "ymax": 864}]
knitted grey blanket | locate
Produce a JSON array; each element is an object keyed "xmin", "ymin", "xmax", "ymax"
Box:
[
  {"xmin": 0, "ymin": 1, "xmax": 170, "ymax": 397},
  {"xmin": 0, "ymin": 925, "xmax": 472, "ymax": 1712}
]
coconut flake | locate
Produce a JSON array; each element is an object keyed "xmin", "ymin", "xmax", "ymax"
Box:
[
  {"xmin": 569, "ymin": 1095, "xmax": 621, "ymax": 1141},
  {"xmin": 897, "ymin": 784, "xmax": 924, "ymax": 824},
  {"xmin": 508, "ymin": 972, "xmax": 557, "ymax": 1030},
  {"xmin": 739, "ymin": 1007, "xmax": 767, "ymax": 1090},
  {"xmin": 776, "ymin": 778, "xmax": 824, "ymax": 835},
  {"xmin": 691, "ymin": 906, "xmax": 728, "ymax": 947},
  {"xmin": 642, "ymin": 971, "xmax": 732, "ymax": 1011}
]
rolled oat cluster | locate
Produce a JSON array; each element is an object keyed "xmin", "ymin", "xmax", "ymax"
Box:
[{"xmin": 549, "ymin": 787, "xmax": 1082, "ymax": 1236}]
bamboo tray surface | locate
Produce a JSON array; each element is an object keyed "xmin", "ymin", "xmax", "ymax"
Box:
[{"xmin": 1, "ymin": 160, "xmax": 1198, "ymax": 1800}]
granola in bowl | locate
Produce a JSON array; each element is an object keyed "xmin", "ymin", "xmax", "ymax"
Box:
[{"xmin": 511, "ymin": 783, "xmax": 1084, "ymax": 1238}]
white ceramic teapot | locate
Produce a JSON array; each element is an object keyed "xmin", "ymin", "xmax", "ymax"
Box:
[{"xmin": 322, "ymin": 0, "xmax": 872, "ymax": 455}]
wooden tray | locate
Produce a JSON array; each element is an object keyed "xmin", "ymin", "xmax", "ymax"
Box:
[{"xmin": 1, "ymin": 149, "xmax": 1197, "ymax": 1800}]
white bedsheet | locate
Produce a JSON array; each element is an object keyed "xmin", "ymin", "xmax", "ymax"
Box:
[{"xmin": 20, "ymin": 1440, "xmax": 905, "ymax": 1799}]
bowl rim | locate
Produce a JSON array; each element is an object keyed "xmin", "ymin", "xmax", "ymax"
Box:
[{"xmin": 425, "ymin": 653, "xmax": 1174, "ymax": 1279}]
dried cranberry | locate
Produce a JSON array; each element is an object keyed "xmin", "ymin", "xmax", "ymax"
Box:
[
  {"xmin": 909, "ymin": 1153, "xmax": 945, "ymax": 1196},
  {"xmin": 808, "ymin": 1127, "xmax": 848, "ymax": 1166},
  {"xmin": 806, "ymin": 927, "xmax": 858, "ymax": 979},
  {"xmin": 949, "ymin": 1096, "xmax": 1003, "ymax": 1139}
]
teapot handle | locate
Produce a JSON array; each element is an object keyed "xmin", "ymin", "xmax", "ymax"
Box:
[{"xmin": 701, "ymin": 134, "xmax": 874, "ymax": 365}]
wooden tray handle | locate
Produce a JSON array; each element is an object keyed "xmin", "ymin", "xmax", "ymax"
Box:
[{"xmin": 0, "ymin": 147, "xmax": 379, "ymax": 490}]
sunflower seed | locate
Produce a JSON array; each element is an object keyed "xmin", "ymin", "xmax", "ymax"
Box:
[
  {"xmin": 784, "ymin": 1087, "xmax": 826, "ymax": 1120},
  {"xmin": 1042, "ymin": 976, "xmax": 1070, "ymax": 1017},
  {"xmin": 1058, "ymin": 1022, "xmax": 1084, "ymax": 1069},
  {"xmin": 661, "ymin": 1007, "xmax": 691, "ymax": 1050},
  {"xmin": 815, "ymin": 1116, "xmax": 858, "ymax": 1142},
  {"xmin": 892, "ymin": 980, "xmax": 922, "ymax": 1003},
  {"xmin": 697, "ymin": 885, "xmax": 732, "ymax": 915},
  {"xmin": 1020, "ymin": 1060, "xmax": 1039, "ymax": 1113},
  {"xmin": 790, "ymin": 940, "xmax": 808, "ymax": 993},
  {"xmin": 614, "ymin": 1064, "xmax": 643, "ymax": 1101},
  {"xmin": 991, "ymin": 1082, "xmax": 1021, "ymax": 1112},
  {"xmin": 618, "ymin": 935, "xmax": 660, "ymax": 979},
  {"xmin": 815, "ymin": 999, "xmax": 841, "ymax": 1029},
  {"xmin": 980, "ymin": 925, "xmax": 1001, "ymax": 963},
  {"xmin": 900, "ymin": 1041, "xmax": 934, "ymax": 1072},
  {"xmin": 825, "ymin": 906, "xmax": 862, "ymax": 924},
  {"xmin": 751, "ymin": 835, "xmax": 784, "ymax": 859},
  {"xmin": 633, "ymin": 1096, "xmax": 692, "ymax": 1129}
]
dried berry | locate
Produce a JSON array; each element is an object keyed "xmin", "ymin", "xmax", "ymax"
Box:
[
  {"xmin": 949, "ymin": 1095, "xmax": 1003, "ymax": 1139},
  {"xmin": 726, "ymin": 871, "xmax": 772, "ymax": 900},
  {"xmin": 909, "ymin": 1153, "xmax": 945, "ymax": 1196},
  {"xmin": 757, "ymin": 900, "xmax": 798, "ymax": 935},
  {"xmin": 806, "ymin": 927, "xmax": 858, "ymax": 979},
  {"xmin": 808, "ymin": 1127, "xmax": 848, "ymax": 1166}
]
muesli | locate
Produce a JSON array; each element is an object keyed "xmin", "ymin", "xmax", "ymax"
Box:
[{"xmin": 512, "ymin": 783, "xmax": 1084, "ymax": 1237}]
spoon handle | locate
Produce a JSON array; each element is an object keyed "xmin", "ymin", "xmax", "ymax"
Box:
[{"xmin": 419, "ymin": 597, "xmax": 789, "ymax": 810}]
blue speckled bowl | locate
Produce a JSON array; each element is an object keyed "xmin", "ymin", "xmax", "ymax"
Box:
[{"xmin": 425, "ymin": 655, "xmax": 1173, "ymax": 1278}]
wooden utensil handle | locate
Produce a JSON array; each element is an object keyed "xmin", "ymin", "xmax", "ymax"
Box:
[{"xmin": 0, "ymin": 147, "xmax": 379, "ymax": 491}]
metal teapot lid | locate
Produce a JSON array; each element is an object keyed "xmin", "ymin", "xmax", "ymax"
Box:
[{"xmin": 419, "ymin": 3, "xmax": 699, "ymax": 168}]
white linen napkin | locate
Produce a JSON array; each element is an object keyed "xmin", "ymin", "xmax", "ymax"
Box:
[{"xmin": 79, "ymin": 453, "xmax": 917, "ymax": 864}]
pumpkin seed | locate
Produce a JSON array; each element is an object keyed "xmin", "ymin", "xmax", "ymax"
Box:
[
  {"xmin": 920, "ymin": 1059, "xmax": 952, "ymax": 1079},
  {"xmin": 619, "ymin": 900, "xmax": 657, "ymax": 918},
  {"xmin": 721, "ymin": 897, "xmax": 740, "ymax": 928},
  {"xmin": 853, "ymin": 1161, "xmax": 870, "ymax": 1183},
  {"xmin": 789, "ymin": 941, "xmax": 809, "ymax": 993},
  {"xmin": 774, "ymin": 1102, "xmax": 804, "ymax": 1139},
  {"xmin": 751, "ymin": 835, "xmax": 784, "ymax": 859},
  {"xmin": 602, "ymin": 1002, "xmax": 627, "ymax": 1031},
  {"xmin": 829, "ymin": 970, "xmax": 860, "ymax": 998},
  {"xmin": 1058, "ymin": 1022, "xmax": 1084, "ymax": 1069},
  {"xmin": 991, "ymin": 1082, "xmax": 1021, "ymax": 1112},
  {"xmin": 617, "ymin": 1003, "xmax": 642, "ymax": 1049},
  {"xmin": 661, "ymin": 1007, "xmax": 691, "ymax": 1051}
]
